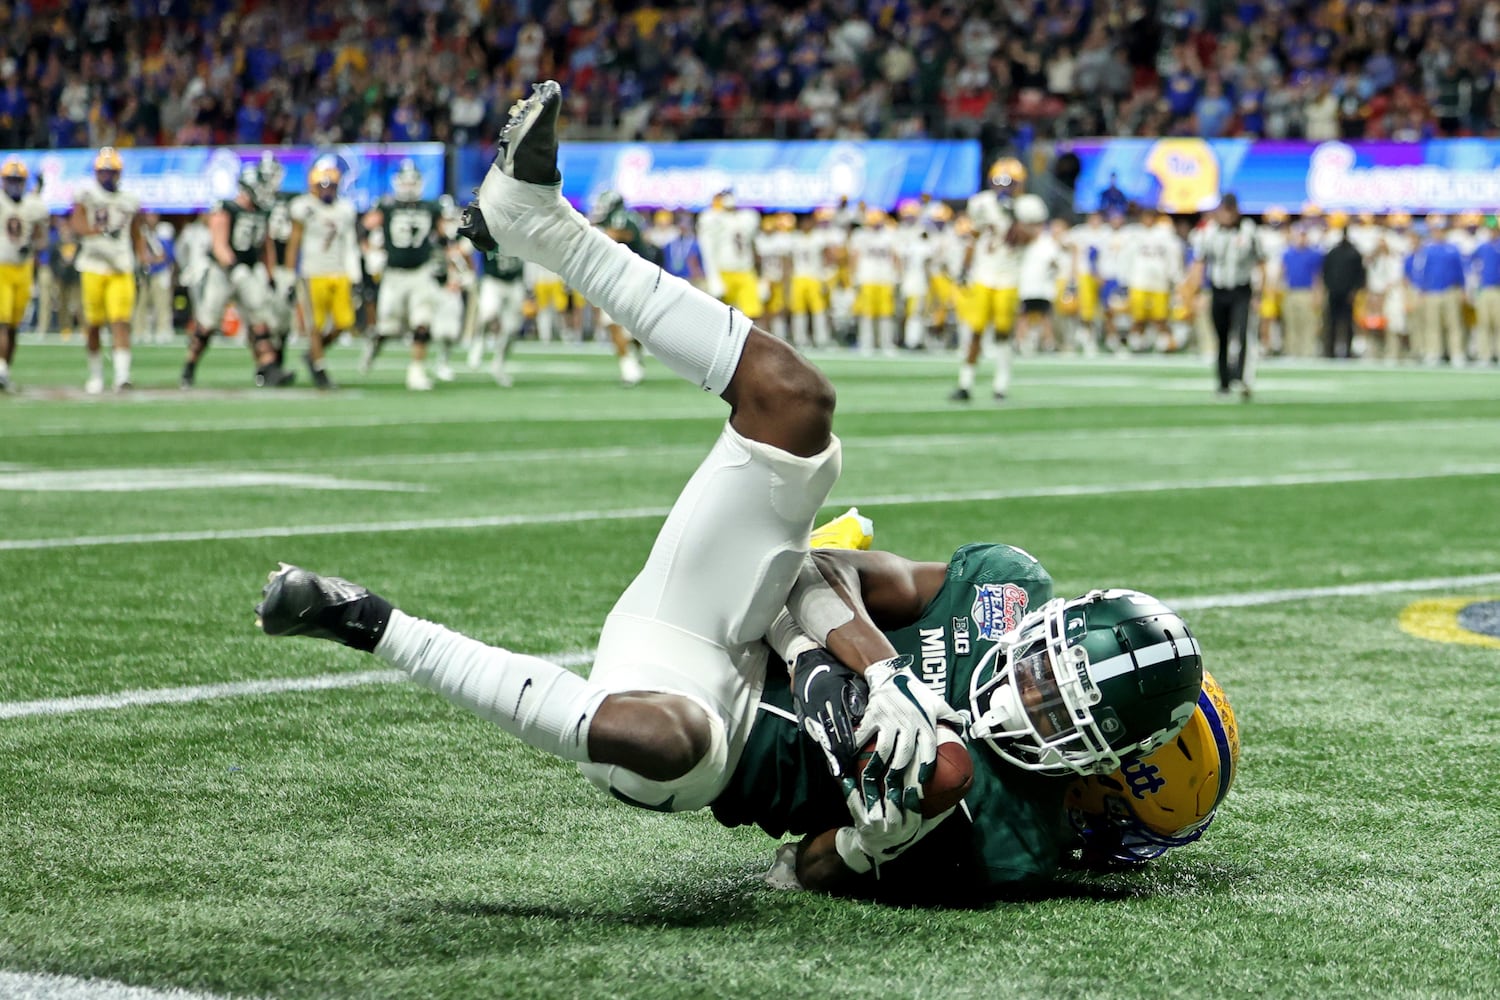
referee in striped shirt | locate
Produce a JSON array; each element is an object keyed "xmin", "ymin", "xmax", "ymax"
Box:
[{"xmin": 1192, "ymin": 193, "xmax": 1263, "ymax": 400}]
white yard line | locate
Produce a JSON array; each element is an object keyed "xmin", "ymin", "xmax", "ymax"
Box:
[
  {"xmin": 9, "ymin": 463, "xmax": 1498, "ymax": 552},
  {"xmin": 0, "ymin": 972, "xmax": 238, "ymax": 1000},
  {"xmin": 0, "ymin": 575, "xmax": 1493, "ymax": 723}
]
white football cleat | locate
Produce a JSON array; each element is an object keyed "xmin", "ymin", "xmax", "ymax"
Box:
[
  {"xmin": 406, "ymin": 364, "xmax": 433, "ymax": 391},
  {"xmin": 84, "ymin": 375, "xmax": 104, "ymax": 395}
]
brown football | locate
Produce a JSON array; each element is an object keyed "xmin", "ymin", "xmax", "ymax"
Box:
[{"xmin": 857, "ymin": 725, "xmax": 974, "ymax": 818}]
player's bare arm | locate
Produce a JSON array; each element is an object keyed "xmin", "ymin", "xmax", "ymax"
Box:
[{"xmin": 209, "ymin": 209, "xmax": 235, "ymax": 269}]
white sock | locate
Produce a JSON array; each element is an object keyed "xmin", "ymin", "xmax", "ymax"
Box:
[
  {"xmin": 770, "ymin": 315, "xmax": 788, "ymax": 343},
  {"xmin": 791, "ymin": 312, "xmax": 809, "ymax": 347},
  {"xmin": 0, "ymin": 359, "xmax": 9, "ymax": 377},
  {"xmin": 375, "ymin": 610, "xmax": 606, "ymax": 763},
  {"xmin": 482, "ymin": 178, "xmax": 749, "ymax": 394},
  {"xmin": 857, "ymin": 315, "xmax": 874, "ymax": 353},
  {"xmin": 536, "ymin": 310, "xmax": 554, "ymax": 343},
  {"xmin": 766, "ymin": 609, "xmax": 820, "ymax": 667},
  {"xmin": 958, "ymin": 362, "xmax": 975, "ymax": 391},
  {"xmin": 878, "ymin": 317, "xmax": 897, "ymax": 353},
  {"xmin": 993, "ymin": 341, "xmax": 1013, "ymax": 394},
  {"xmin": 87, "ymin": 351, "xmax": 104, "ymax": 380},
  {"xmin": 904, "ymin": 314, "xmax": 923, "ymax": 349},
  {"xmin": 112, "ymin": 348, "xmax": 131, "ymax": 385},
  {"xmin": 812, "ymin": 312, "xmax": 831, "ymax": 347}
]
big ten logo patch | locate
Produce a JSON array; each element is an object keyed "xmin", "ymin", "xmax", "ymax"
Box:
[
  {"xmin": 1398, "ymin": 598, "xmax": 1500, "ymax": 650},
  {"xmin": 972, "ymin": 583, "xmax": 1029, "ymax": 640}
]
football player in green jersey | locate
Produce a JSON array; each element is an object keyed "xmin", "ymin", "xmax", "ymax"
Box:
[
  {"xmin": 362, "ymin": 160, "xmax": 444, "ymax": 390},
  {"xmin": 254, "ymin": 81, "xmax": 1208, "ymax": 904},
  {"xmin": 180, "ymin": 163, "xmax": 294, "ymax": 388},
  {"xmin": 590, "ymin": 190, "xmax": 657, "ymax": 386}
]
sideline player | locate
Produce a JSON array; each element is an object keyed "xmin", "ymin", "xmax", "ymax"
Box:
[
  {"xmin": 364, "ymin": 160, "xmax": 443, "ymax": 391},
  {"xmin": 72, "ymin": 147, "xmax": 149, "ymax": 392},
  {"xmin": 257, "ymin": 82, "xmax": 1206, "ymax": 898},
  {"xmin": 0, "ymin": 157, "xmax": 49, "ymax": 391},
  {"xmin": 286, "ymin": 163, "xmax": 360, "ymax": 389},
  {"xmin": 180, "ymin": 163, "xmax": 293, "ymax": 389}
]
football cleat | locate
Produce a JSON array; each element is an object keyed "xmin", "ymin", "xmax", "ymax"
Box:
[
  {"xmin": 256, "ymin": 563, "xmax": 393, "ymax": 652},
  {"xmin": 0, "ymin": 370, "xmax": 10, "ymax": 392},
  {"xmin": 810, "ymin": 507, "xmax": 874, "ymax": 551},
  {"xmin": 458, "ymin": 81, "xmax": 564, "ymax": 255},
  {"xmin": 84, "ymin": 375, "xmax": 104, "ymax": 395},
  {"xmin": 948, "ymin": 386, "xmax": 971, "ymax": 402},
  {"xmin": 254, "ymin": 363, "xmax": 295, "ymax": 388},
  {"xmin": 305, "ymin": 354, "xmax": 336, "ymax": 390},
  {"xmin": 406, "ymin": 364, "xmax": 433, "ymax": 391}
]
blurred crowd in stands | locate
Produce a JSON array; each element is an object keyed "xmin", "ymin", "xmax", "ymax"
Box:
[{"xmin": 2, "ymin": 0, "xmax": 1499, "ymax": 154}]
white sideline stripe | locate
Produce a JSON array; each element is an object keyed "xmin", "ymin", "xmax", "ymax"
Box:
[
  {"xmin": 0, "ymin": 470, "xmax": 429, "ymax": 494},
  {"xmin": 0, "ymin": 971, "xmax": 234, "ymax": 1000},
  {"xmin": 125, "ymin": 417, "xmax": 1500, "ymax": 475},
  {"xmin": 5, "ymin": 464, "xmax": 1500, "ymax": 553},
  {"xmin": 0, "ymin": 651, "xmax": 596, "ymax": 720},
  {"xmin": 1172, "ymin": 573, "xmax": 1500, "ymax": 611},
  {"xmin": 1, "ymin": 573, "xmax": 1495, "ymax": 724}
]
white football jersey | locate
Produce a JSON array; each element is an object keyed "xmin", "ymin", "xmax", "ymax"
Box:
[
  {"xmin": 291, "ymin": 195, "xmax": 360, "ymax": 279},
  {"xmin": 850, "ymin": 227, "xmax": 899, "ymax": 285},
  {"xmin": 755, "ymin": 230, "xmax": 790, "ymax": 282},
  {"xmin": 899, "ymin": 230, "xmax": 934, "ymax": 294},
  {"xmin": 937, "ymin": 228, "xmax": 969, "ymax": 278},
  {"xmin": 1018, "ymin": 232, "xmax": 1062, "ymax": 301},
  {"xmin": 1366, "ymin": 252, "xmax": 1404, "ymax": 295},
  {"xmin": 1096, "ymin": 224, "xmax": 1134, "ymax": 282},
  {"xmin": 1348, "ymin": 223, "xmax": 1383, "ymax": 258},
  {"xmin": 699, "ymin": 207, "xmax": 760, "ymax": 274},
  {"xmin": 1258, "ymin": 226, "xmax": 1288, "ymax": 285},
  {"xmin": 789, "ymin": 228, "xmax": 835, "ymax": 280},
  {"xmin": 75, "ymin": 181, "xmax": 141, "ymax": 274},
  {"xmin": 175, "ymin": 219, "xmax": 212, "ymax": 287},
  {"xmin": 969, "ymin": 229, "xmax": 1020, "ymax": 288},
  {"xmin": 1126, "ymin": 224, "xmax": 1183, "ymax": 292},
  {"xmin": 0, "ymin": 194, "xmax": 49, "ymax": 266},
  {"xmin": 1070, "ymin": 223, "xmax": 1107, "ymax": 278}
]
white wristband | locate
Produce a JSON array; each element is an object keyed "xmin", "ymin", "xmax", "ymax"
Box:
[{"xmin": 834, "ymin": 826, "xmax": 873, "ymax": 874}]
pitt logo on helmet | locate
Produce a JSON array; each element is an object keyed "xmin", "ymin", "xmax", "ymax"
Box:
[{"xmin": 1065, "ymin": 670, "xmax": 1240, "ymax": 863}]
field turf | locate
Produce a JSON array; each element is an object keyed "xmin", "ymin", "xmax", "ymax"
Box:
[{"xmin": 2, "ymin": 340, "xmax": 1499, "ymax": 999}]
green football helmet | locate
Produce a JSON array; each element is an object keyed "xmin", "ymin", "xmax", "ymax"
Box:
[{"xmin": 968, "ymin": 589, "xmax": 1203, "ymax": 777}]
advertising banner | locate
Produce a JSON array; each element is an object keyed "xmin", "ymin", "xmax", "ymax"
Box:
[
  {"xmin": 1069, "ymin": 138, "xmax": 1500, "ymax": 216},
  {"xmin": 0, "ymin": 144, "xmax": 446, "ymax": 213},
  {"xmin": 457, "ymin": 139, "xmax": 981, "ymax": 212}
]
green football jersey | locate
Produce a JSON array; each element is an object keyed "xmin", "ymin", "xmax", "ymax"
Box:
[
  {"xmin": 216, "ymin": 200, "xmax": 268, "ymax": 268},
  {"xmin": 711, "ymin": 542, "xmax": 1066, "ymax": 895},
  {"xmin": 484, "ymin": 252, "xmax": 525, "ymax": 282},
  {"xmin": 382, "ymin": 199, "xmax": 441, "ymax": 271}
]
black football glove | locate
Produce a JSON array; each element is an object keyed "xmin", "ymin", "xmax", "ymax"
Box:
[{"xmin": 790, "ymin": 647, "xmax": 868, "ymax": 780}]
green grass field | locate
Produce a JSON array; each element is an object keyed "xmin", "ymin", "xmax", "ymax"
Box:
[{"xmin": 2, "ymin": 340, "xmax": 1499, "ymax": 999}]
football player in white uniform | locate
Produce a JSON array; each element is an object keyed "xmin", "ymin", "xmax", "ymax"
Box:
[
  {"xmin": 788, "ymin": 209, "xmax": 837, "ymax": 348},
  {"xmin": 755, "ymin": 213, "xmax": 793, "ymax": 344},
  {"xmin": 697, "ymin": 191, "xmax": 763, "ymax": 318},
  {"xmin": 427, "ymin": 200, "xmax": 472, "ymax": 384},
  {"xmin": 286, "ymin": 163, "xmax": 360, "ymax": 389},
  {"xmin": 0, "ymin": 158, "xmax": 49, "ymax": 391},
  {"xmin": 953, "ymin": 190, "xmax": 1026, "ymax": 400},
  {"xmin": 851, "ymin": 208, "xmax": 900, "ymax": 355},
  {"xmin": 72, "ymin": 147, "xmax": 150, "ymax": 392},
  {"xmin": 896, "ymin": 200, "xmax": 935, "ymax": 350},
  {"xmin": 1126, "ymin": 209, "xmax": 1184, "ymax": 351},
  {"xmin": 181, "ymin": 163, "xmax": 293, "ymax": 389},
  {"xmin": 260, "ymin": 154, "xmax": 301, "ymax": 360}
]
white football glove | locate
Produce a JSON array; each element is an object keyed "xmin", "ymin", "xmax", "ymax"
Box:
[
  {"xmin": 853, "ymin": 655, "xmax": 966, "ymax": 786},
  {"xmin": 834, "ymin": 770, "xmax": 956, "ymax": 875}
]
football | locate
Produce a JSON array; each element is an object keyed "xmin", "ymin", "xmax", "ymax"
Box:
[{"xmin": 857, "ymin": 724, "xmax": 974, "ymax": 818}]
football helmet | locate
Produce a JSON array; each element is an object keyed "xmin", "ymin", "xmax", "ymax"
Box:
[
  {"xmin": 1, "ymin": 157, "xmax": 27, "ymax": 201},
  {"xmin": 928, "ymin": 202, "xmax": 954, "ymax": 225},
  {"xmin": 257, "ymin": 152, "xmax": 285, "ymax": 200},
  {"xmin": 393, "ymin": 159, "xmax": 425, "ymax": 201},
  {"xmin": 652, "ymin": 208, "xmax": 673, "ymax": 227},
  {"xmin": 1013, "ymin": 193, "xmax": 1048, "ymax": 225},
  {"xmin": 310, "ymin": 163, "xmax": 341, "ymax": 203},
  {"xmin": 812, "ymin": 206, "xmax": 836, "ymax": 225},
  {"xmin": 591, "ymin": 190, "xmax": 625, "ymax": 224},
  {"xmin": 968, "ymin": 589, "xmax": 1203, "ymax": 777},
  {"xmin": 1327, "ymin": 210, "xmax": 1349, "ymax": 230},
  {"xmin": 1262, "ymin": 206, "xmax": 1289, "ymax": 225},
  {"xmin": 95, "ymin": 146, "xmax": 123, "ymax": 192},
  {"xmin": 237, "ymin": 165, "xmax": 273, "ymax": 209},
  {"xmin": 988, "ymin": 156, "xmax": 1027, "ymax": 196},
  {"xmin": 1386, "ymin": 211, "xmax": 1412, "ymax": 229},
  {"xmin": 775, "ymin": 211, "xmax": 796, "ymax": 232},
  {"xmin": 1066, "ymin": 670, "xmax": 1239, "ymax": 863}
]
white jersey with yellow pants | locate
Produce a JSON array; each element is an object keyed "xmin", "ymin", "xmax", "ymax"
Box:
[
  {"xmin": 291, "ymin": 194, "xmax": 360, "ymax": 332},
  {"xmin": 75, "ymin": 181, "xmax": 141, "ymax": 326},
  {"xmin": 0, "ymin": 194, "xmax": 48, "ymax": 325}
]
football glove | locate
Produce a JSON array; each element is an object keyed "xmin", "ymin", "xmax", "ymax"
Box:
[
  {"xmin": 790, "ymin": 647, "xmax": 866, "ymax": 780},
  {"xmin": 853, "ymin": 655, "xmax": 966, "ymax": 785},
  {"xmin": 834, "ymin": 777, "xmax": 955, "ymax": 876}
]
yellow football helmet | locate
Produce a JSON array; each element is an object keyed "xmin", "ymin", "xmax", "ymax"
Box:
[
  {"xmin": 1, "ymin": 156, "xmax": 26, "ymax": 200},
  {"xmin": 897, "ymin": 198, "xmax": 921, "ymax": 221},
  {"xmin": 864, "ymin": 207, "xmax": 889, "ymax": 227},
  {"xmin": 775, "ymin": 211, "xmax": 796, "ymax": 232},
  {"xmin": 929, "ymin": 202, "xmax": 954, "ymax": 224},
  {"xmin": 310, "ymin": 163, "xmax": 341, "ymax": 202},
  {"xmin": 1458, "ymin": 210, "xmax": 1484, "ymax": 228},
  {"xmin": 1262, "ymin": 206, "xmax": 1289, "ymax": 225},
  {"xmin": 95, "ymin": 146, "xmax": 124, "ymax": 191},
  {"xmin": 1386, "ymin": 211, "xmax": 1412, "ymax": 228},
  {"xmin": 813, "ymin": 206, "xmax": 836, "ymax": 224},
  {"xmin": 1327, "ymin": 210, "xmax": 1349, "ymax": 229},
  {"xmin": 1065, "ymin": 669, "xmax": 1240, "ymax": 863},
  {"xmin": 653, "ymin": 209, "xmax": 673, "ymax": 227},
  {"xmin": 1299, "ymin": 202, "xmax": 1322, "ymax": 219},
  {"xmin": 988, "ymin": 156, "xmax": 1027, "ymax": 194}
]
